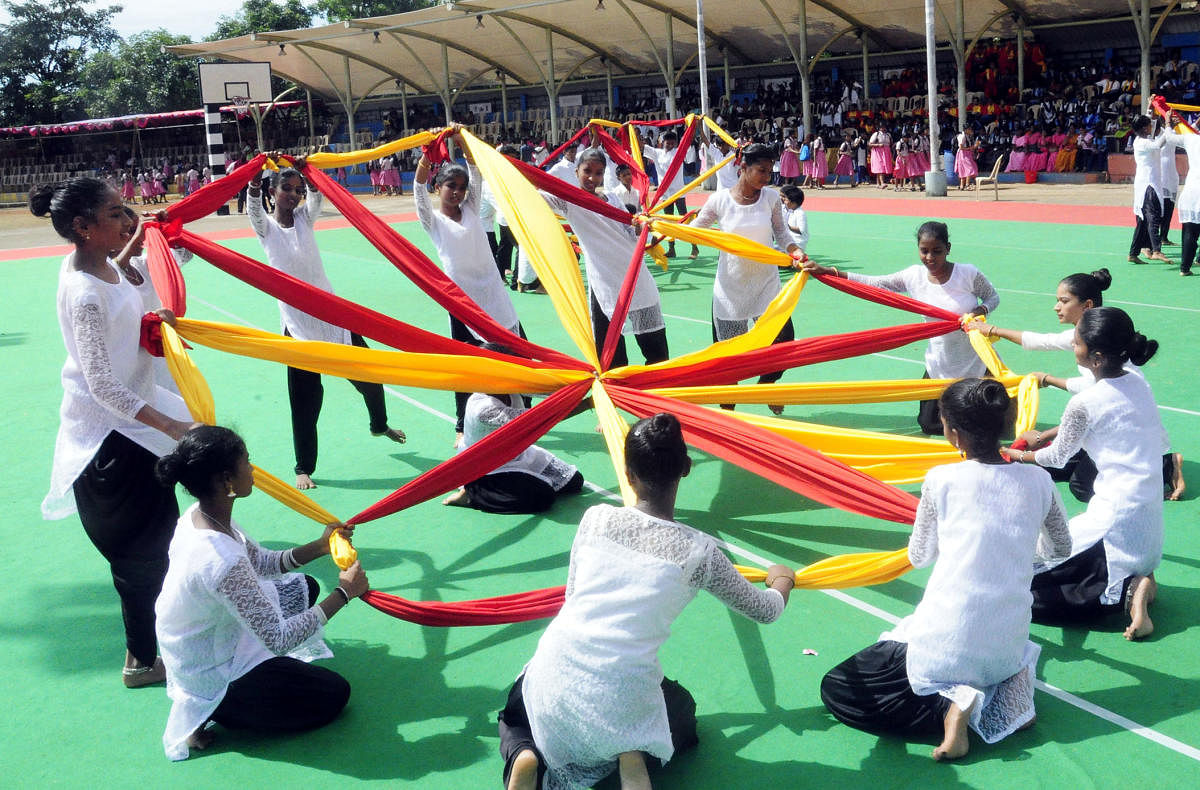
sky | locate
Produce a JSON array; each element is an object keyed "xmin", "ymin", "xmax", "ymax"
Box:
[{"xmin": 0, "ymin": 0, "xmax": 250, "ymax": 41}]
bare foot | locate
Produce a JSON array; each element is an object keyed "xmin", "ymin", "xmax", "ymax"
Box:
[
  {"xmin": 374, "ymin": 427, "xmax": 407, "ymax": 444},
  {"xmin": 1167, "ymin": 453, "xmax": 1185, "ymax": 500},
  {"xmin": 768, "ymin": 404, "xmax": 785, "ymax": 415},
  {"xmin": 453, "ymin": 432, "xmax": 464, "ymax": 448},
  {"xmin": 618, "ymin": 751, "xmax": 652, "ymax": 790},
  {"xmin": 507, "ymin": 748, "xmax": 539, "ymax": 790},
  {"xmin": 296, "ymin": 473, "xmax": 317, "ymax": 490},
  {"xmin": 932, "ymin": 701, "xmax": 971, "ymax": 761},
  {"xmin": 186, "ymin": 724, "xmax": 216, "ymax": 751},
  {"xmin": 442, "ymin": 487, "xmax": 472, "ymax": 507},
  {"xmin": 123, "ymin": 654, "xmax": 166, "ymax": 688},
  {"xmin": 1124, "ymin": 574, "xmax": 1156, "ymax": 640}
]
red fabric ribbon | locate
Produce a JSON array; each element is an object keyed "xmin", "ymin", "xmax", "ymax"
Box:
[
  {"xmin": 299, "ymin": 164, "xmax": 588, "ymax": 370},
  {"xmin": 649, "ymin": 117, "xmax": 698, "ymax": 208},
  {"xmin": 142, "ymin": 224, "xmax": 186, "ymax": 315},
  {"xmin": 600, "ymin": 224, "xmax": 652, "ymax": 371},
  {"xmin": 503, "ymin": 153, "xmax": 633, "ymax": 226},
  {"xmin": 422, "ymin": 128, "xmax": 453, "ymax": 165},
  {"xmin": 539, "ymin": 125, "xmax": 592, "ymax": 171},
  {"xmin": 814, "ymin": 272, "xmax": 961, "ymax": 322},
  {"xmin": 348, "ymin": 379, "xmax": 592, "ymax": 525},
  {"xmin": 593, "ymin": 126, "xmax": 650, "ymax": 210},
  {"xmin": 139, "ymin": 312, "xmax": 166, "ymax": 357},
  {"xmin": 164, "ymin": 153, "xmax": 266, "ymax": 226},
  {"xmin": 361, "ymin": 585, "xmax": 566, "ymax": 627},
  {"xmin": 605, "ymin": 384, "xmax": 919, "ymax": 524}
]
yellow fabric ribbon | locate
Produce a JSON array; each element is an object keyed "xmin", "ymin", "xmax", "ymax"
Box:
[
  {"xmin": 593, "ymin": 382, "xmax": 636, "ymax": 504},
  {"xmin": 735, "ymin": 547, "xmax": 912, "ymax": 589},
  {"xmin": 173, "ymin": 318, "xmax": 590, "ymax": 393},
  {"xmin": 304, "ymin": 131, "xmax": 437, "ymax": 169},
  {"xmin": 646, "ymin": 218, "xmax": 796, "ymax": 267}
]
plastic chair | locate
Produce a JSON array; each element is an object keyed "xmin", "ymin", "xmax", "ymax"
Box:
[{"xmin": 976, "ymin": 153, "xmax": 1004, "ymax": 200}]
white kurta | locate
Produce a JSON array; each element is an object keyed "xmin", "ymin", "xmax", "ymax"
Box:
[
  {"xmin": 785, "ymin": 206, "xmax": 808, "ymax": 252},
  {"xmin": 1172, "ymin": 133, "xmax": 1200, "ymax": 223},
  {"xmin": 547, "ymin": 156, "xmax": 577, "ymax": 184},
  {"xmin": 692, "ymin": 187, "xmax": 793, "ymax": 324},
  {"xmin": 43, "ymin": 257, "xmax": 182, "ymax": 519},
  {"xmin": 460, "ymin": 393, "xmax": 577, "ymax": 488},
  {"xmin": 1161, "ymin": 138, "xmax": 1181, "ymax": 201},
  {"xmin": 642, "ymin": 144, "xmax": 685, "ymax": 196},
  {"xmin": 522, "ymin": 504, "xmax": 784, "ymax": 789},
  {"xmin": 884, "ymin": 461, "xmax": 1070, "ymax": 743},
  {"xmin": 414, "ymin": 164, "xmax": 520, "ymax": 338},
  {"xmin": 543, "ymin": 191, "xmax": 663, "ymax": 331},
  {"xmin": 705, "ymin": 142, "xmax": 740, "ymax": 189},
  {"xmin": 1034, "ymin": 374, "xmax": 1166, "ymax": 603},
  {"xmin": 1131, "ymin": 132, "xmax": 1173, "ymax": 217},
  {"xmin": 849, "ymin": 263, "xmax": 999, "ymax": 379},
  {"xmin": 248, "ymin": 189, "xmax": 351, "ymax": 345},
  {"xmin": 155, "ymin": 505, "xmax": 331, "ymax": 760}
]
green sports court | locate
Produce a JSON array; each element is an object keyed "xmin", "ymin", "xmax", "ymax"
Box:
[{"xmin": 4, "ymin": 193, "xmax": 1199, "ymax": 788}]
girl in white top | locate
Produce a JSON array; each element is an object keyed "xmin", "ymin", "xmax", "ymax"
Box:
[
  {"xmin": 414, "ymin": 127, "xmax": 524, "ymax": 438},
  {"xmin": 1127, "ymin": 114, "xmax": 1178, "ymax": 263},
  {"xmin": 541, "ymin": 147, "xmax": 669, "ymax": 369},
  {"xmin": 153, "ymin": 426, "xmax": 367, "ymax": 760},
  {"xmin": 822, "ymin": 378, "xmax": 1071, "ymax": 762},
  {"xmin": 641, "ymin": 129, "xmax": 699, "ymax": 259},
  {"xmin": 779, "ymin": 185, "xmax": 809, "ymax": 253},
  {"xmin": 1165, "ymin": 110, "xmax": 1200, "ymax": 275},
  {"xmin": 1005, "ymin": 307, "xmax": 1165, "ymax": 641},
  {"xmin": 804, "ymin": 221, "xmax": 1000, "ymax": 434},
  {"xmin": 976, "ymin": 268, "xmax": 1183, "ymax": 501},
  {"xmin": 498, "ymin": 413, "xmax": 795, "ymax": 790},
  {"xmin": 34, "ymin": 177, "xmax": 196, "ymax": 688},
  {"xmin": 248, "ymin": 154, "xmax": 405, "ymax": 489},
  {"xmin": 690, "ymin": 143, "xmax": 803, "ymax": 413}
]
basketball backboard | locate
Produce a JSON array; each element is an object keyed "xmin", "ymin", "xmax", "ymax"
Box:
[{"xmin": 199, "ymin": 62, "xmax": 273, "ymax": 105}]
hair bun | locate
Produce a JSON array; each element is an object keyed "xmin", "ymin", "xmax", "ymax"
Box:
[
  {"xmin": 1090, "ymin": 268, "xmax": 1112, "ymax": 291},
  {"xmin": 28, "ymin": 184, "xmax": 56, "ymax": 217},
  {"xmin": 1128, "ymin": 333, "xmax": 1159, "ymax": 366},
  {"xmin": 154, "ymin": 451, "xmax": 184, "ymax": 487}
]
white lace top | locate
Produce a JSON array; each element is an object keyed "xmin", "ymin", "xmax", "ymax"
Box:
[
  {"xmin": 414, "ymin": 164, "xmax": 519, "ymax": 339},
  {"xmin": 522, "ymin": 504, "xmax": 784, "ymax": 789},
  {"xmin": 1034, "ymin": 374, "xmax": 1166, "ymax": 603},
  {"xmin": 155, "ymin": 504, "xmax": 331, "ymax": 760},
  {"xmin": 248, "ymin": 188, "xmax": 352, "ymax": 345},
  {"xmin": 848, "ymin": 263, "xmax": 999, "ymax": 379},
  {"xmin": 43, "ymin": 256, "xmax": 183, "ymax": 520},
  {"xmin": 542, "ymin": 191, "xmax": 663, "ymax": 330},
  {"xmin": 459, "ymin": 393, "xmax": 578, "ymax": 489},
  {"xmin": 884, "ymin": 461, "xmax": 1070, "ymax": 743},
  {"xmin": 692, "ymin": 187, "xmax": 793, "ymax": 321}
]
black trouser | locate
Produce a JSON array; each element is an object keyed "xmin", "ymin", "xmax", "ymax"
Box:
[
  {"xmin": 498, "ymin": 673, "xmax": 698, "ymax": 788},
  {"xmin": 917, "ymin": 371, "xmax": 944, "ymax": 435},
  {"xmin": 820, "ymin": 640, "xmax": 951, "ymax": 739},
  {"xmin": 1182, "ymin": 222, "xmax": 1199, "ymax": 273},
  {"xmin": 73, "ymin": 430, "xmax": 179, "ymax": 666},
  {"xmin": 591, "ymin": 291, "xmax": 669, "ymax": 370},
  {"xmin": 466, "ymin": 470, "xmax": 583, "ymax": 514},
  {"xmin": 286, "ymin": 331, "xmax": 389, "ymax": 476},
  {"xmin": 449, "ymin": 316, "xmax": 528, "ymax": 433},
  {"xmin": 1130, "ymin": 187, "xmax": 1164, "ymax": 256},
  {"xmin": 1161, "ymin": 197, "xmax": 1176, "ymax": 243},
  {"xmin": 210, "ymin": 656, "xmax": 350, "ymax": 733},
  {"xmin": 496, "ymin": 224, "xmax": 518, "ymax": 279},
  {"xmin": 1030, "ymin": 541, "xmax": 1131, "ymax": 625},
  {"xmin": 237, "ymin": 186, "xmax": 248, "ymax": 213}
]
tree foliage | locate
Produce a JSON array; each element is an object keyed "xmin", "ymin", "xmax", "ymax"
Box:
[
  {"xmin": 313, "ymin": 0, "xmax": 433, "ymax": 23},
  {"xmin": 0, "ymin": 0, "xmax": 121, "ymax": 124},
  {"xmin": 208, "ymin": 0, "xmax": 316, "ymax": 41},
  {"xmin": 78, "ymin": 31, "xmax": 199, "ymax": 117}
]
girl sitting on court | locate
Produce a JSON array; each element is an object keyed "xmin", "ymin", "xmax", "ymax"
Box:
[
  {"xmin": 154, "ymin": 425, "xmax": 367, "ymax": 760},
  {"xmin": 248, "ymin": 153, "xmax": 406, "ymax": 490},
  {"xmin": 976, "ymin": 268, "xmax": 1184, "ymax": 501},
  {"xmin": 443, "ymin": 345, "xmax": 584, "ymax": 514},
  {"xmin": 803, "ymin": 221, "xmax": 999, "ymax": 434},
  {"xmin": 497, "ymin": 413, "xmax": 795, "ymax": 790},
  {"xmin": 1004, "ymin": 307, "xmax": 1166, "ymax": 640},
  {"xmin": 821, "ymin": 378, "xmax": 1071, "ymax": 762},
  {"xmin": 414, "ymin": 126, "xmax": 525, "ymax": 442}
]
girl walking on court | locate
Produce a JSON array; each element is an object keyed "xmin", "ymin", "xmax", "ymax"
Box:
[
  {"xmin": 822, "ymin": 379, "xmax": 1070, "ymax": 761},
  {"xmin": 248, "ymin": 154, "xmax": 406, "ymax": 490}
]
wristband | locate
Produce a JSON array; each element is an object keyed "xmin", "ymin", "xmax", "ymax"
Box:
[{"xmin": 333, "ymin": 586, "xmax": 351, "ymax": 604}]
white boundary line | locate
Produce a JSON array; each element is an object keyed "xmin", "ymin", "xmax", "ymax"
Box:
[{"xmin": 193, "ymin": 296, "xmax": 1199, "ymax": 762}]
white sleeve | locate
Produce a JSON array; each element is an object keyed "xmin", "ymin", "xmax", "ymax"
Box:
[
  {"xmin": 214, "ymin": 559, "xmax": 325, "ymax": 655},
  {"xmin": 907, "ymin": 479, "xmax": 939, "ymax": 568},
  {"xmin": 972, "ymin": 269, "xmax": 1000, "ymax": 315},
  {"xmin": 305, "ymin": 188, "xmax": 323, "ymax": 218},
  {"xmin": 699, "ymin": 543, "xmax": 785, "ymax": 624},
  {"xmin": 413, "ymin": 180, "xmax": 435, "ymax": 232},
  {"xmin": 691, "ymin": 193, "xmax": 720, "ymax": 229},
  {"xmin": 1035, "ymin": 486, "xmax": 1073, "ymax": 564},
  {"xmin": 465, "ymin": 164, "xmax": 483, "ymax": 214},
  {"xmin": 1035, "ymin": 399, "xmax": 1089, "ymax": 468},
  {"xmin": 847, "ymin": 270, "xmax": 910, "ymax": 293},
  {"xmin": 247, "ymin": 189, "xmax": 269, "ymax": 239},
  {"xmin": 1020, "ymin": 330, "xmax": 1072, "ymax": 352},
  {"xmin": 71, "ymin": 301, "xmax": 146, "ymax": 419}
]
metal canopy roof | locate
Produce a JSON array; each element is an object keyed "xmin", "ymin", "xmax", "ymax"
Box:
[{"xmin": 167, "ymin": 1, "xmax": 1168, "ymax": 105}]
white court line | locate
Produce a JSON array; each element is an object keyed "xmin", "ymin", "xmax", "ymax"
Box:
[
  {"xmin": 997, "ymin": 287, "xmax": 1200, "ymax": 314},
  {"xmin": 193, "ymin": 296, "xmax": 1199, "ymax": 762}
]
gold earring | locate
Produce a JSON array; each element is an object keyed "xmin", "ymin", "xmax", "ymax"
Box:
[{"xmin": 227, "ymin": 483, "xmax": 237, "ymax": 498}]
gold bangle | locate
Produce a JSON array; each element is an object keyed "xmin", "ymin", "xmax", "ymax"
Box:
[{"xmin": 832, "ymin": 266, "xmax": 840, "ymax": 278}]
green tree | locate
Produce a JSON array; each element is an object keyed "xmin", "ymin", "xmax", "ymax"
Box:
[
  {"xmin": 78, "ymin": 31, "xmax": 198, "ymax": 117},
  {"xmin": 208, "ymin": 0, "xmax": 315, "ymax": 41},
  {"xmin": 0, "ymin": 0, "xmax": 121, "ymax": 125},
  {"xmin": 313, "ymin": 0, "xmax": 433, "ymax": 22}
]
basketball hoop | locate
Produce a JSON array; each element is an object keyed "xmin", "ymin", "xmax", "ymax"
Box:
[{"xmin": 232, "ymin": 96, "xmax": 251, "ymax": 119}]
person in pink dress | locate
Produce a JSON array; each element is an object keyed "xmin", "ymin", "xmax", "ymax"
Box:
[
  {"xmin": 121, "ymin": 171, "xmax": 136, "ymax": 203},
  {"xmin": 1025, "ymin": 128, "xmax": 1048, "ymax": 172},
  {"xmin": 893, "ymin": 135, "xmax": 912, "ymax": 191},
  {"xmin": 954, "ymin": 128, "xmax": 981, "ymax": 190},
  {"xmin": 869, "ymin": 128, "xmax": 894, "ymax": 188},
  {"xmin": 779, "ymin": 135, "xmax": 801, "ymax": 185},
  {"xmin": 810, "ymin": 132, "xmax": 828, "ymax": 189},
  {"xmin": 1045, "ymin": 126, "xmax": 1067, "ymax": 173},
  {"xmin": 908, "ymin": 131, "xmax": 928, "ymax": 190},
  {"xmin": 1006, "ymin": 127, "xmax": 1027, "ymax": 172},
  {"xmin": 833, "ymin": 133, "xmax": 856, "ymax": 187}
]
